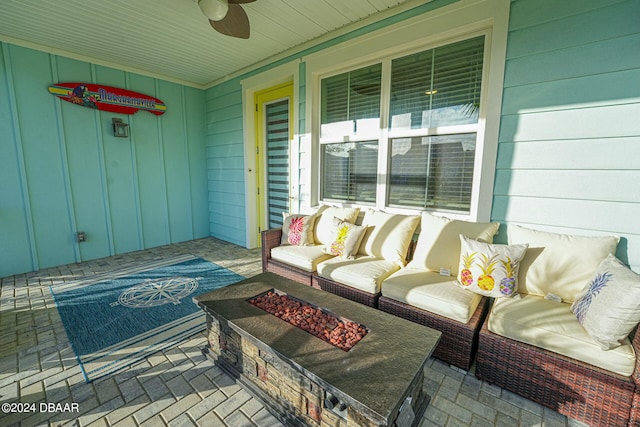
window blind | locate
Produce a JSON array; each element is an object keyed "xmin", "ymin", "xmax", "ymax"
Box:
[
  {"xmin": 321, "ymin": 64, "xmax": 382, "ymax": 138},
  {"xmin": 388, "ymin": 134, "xmax": 476, "ymax": 211},
  {"xmin": 318, "ymin": 34, "xmax": 485, "ymax": 213},
  {"xmin": 322, "ymin": 141, "xmax": 378, "ymax": 203},
  {"xmin": 390, "ymin": 36, "xmax": 484, "ymax": 130},
  {"xmin": 265, "ymin": 99, "xmax": 289, "ymax": 228}
]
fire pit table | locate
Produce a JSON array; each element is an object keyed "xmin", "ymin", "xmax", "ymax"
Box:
[{"xmin": 194, "ymin": 272, "xmax": 441, "ymax": 427}]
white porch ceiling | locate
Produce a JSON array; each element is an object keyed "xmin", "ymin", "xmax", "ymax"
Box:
[{"xmin": 0, "ymin": 0, "xmax": 424, "ymax": 88}]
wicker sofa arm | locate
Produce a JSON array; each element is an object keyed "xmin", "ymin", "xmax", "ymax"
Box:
[
  {"xmin": 632, "ymin": 326, "xmax": 640, "ymax": 386},
  {"xmin": 261, "ymin": 228, "xmax": 283, "ymax": 272}
]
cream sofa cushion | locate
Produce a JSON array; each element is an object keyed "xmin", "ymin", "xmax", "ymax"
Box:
[
  {"xmin": 381, "ymin": 268, "xmax": 483, "ymax": 323},
  {"xmin": 271, "ymin": 245, "xmax": 334, "ymax": 272},
  {"xmin": 358, "ymin": 210, "xmax": 420, "ymax": 266},
  {"xmin": 508, "ymin": 225, "xmax": 619, "ymax": 302},
  {"xmin": 408, "ymin": 212, "xmax": 499, "ymax": 276},
  {"xmin": 317, "ymin": 256, "xmax": 400, "ymax": 294},
  {"xmin": 314, "ymin": 206, "xmax": 360, "ymax": 245},
  {"xmin": 488, "ymin": 294, "xmax": 636, "ymax": 376}
]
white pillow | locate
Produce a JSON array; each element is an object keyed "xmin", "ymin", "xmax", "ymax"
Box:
[
  {"xmin": 508, "ymin": 225, "xmax": 619, "ymax": 302},
  {"xmin": 408, "ymin": 212, "xmax": 500, "ymax": 276},
  {"xmin": 325, "ymin": 218, "xmax": 367, "ymax": 259},
  {"xmin": 571, "ymin": 254, "xmax": 640, "ymax": 350},
  {"xmin": 455, "ymin": 235, "xmax": 528, "ymax": 298},
  {"xmin": 281, "ymin": 213, "xmax": 317, "ymax": 246},
  {"xmin": 313, "ymin": 206, "xmax": 360, "ymax": 245},
  {"xmin": 358, "ymin": 210, "xmax": 420, "ymax": 266}
]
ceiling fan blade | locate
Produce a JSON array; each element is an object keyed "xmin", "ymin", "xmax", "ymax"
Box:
[{"xmin": 210, "ymin": 3, "xmax": 250, "ymax": 39}]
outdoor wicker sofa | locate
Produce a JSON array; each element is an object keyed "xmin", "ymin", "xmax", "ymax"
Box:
[
  {"xmin": 261, "ymin": 227, "xmax": 386, "ymax": 307},
  {"xmin": 473, "ymin": 226, "xmax": 640, "ymax": 427},
  {"xmin": 264, "ymin": 209, "xmax": 640, "ymax": 426},
  {"xmin": 261, "ymin": 207, "xmax": 501, "ymax": 371},
  {"xmin": 477, "ymin": 320, "xmax": 640, "ymax": 427}
]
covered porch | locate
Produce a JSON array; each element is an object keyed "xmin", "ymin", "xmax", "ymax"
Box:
[{"xmin": 0, "ymin": 237, "xmax": 586, "ymax": 427}]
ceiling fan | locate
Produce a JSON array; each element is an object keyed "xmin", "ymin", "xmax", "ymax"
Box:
[{"xmin": 198, "ymin": 0, "xmax": 255, "ymax": 39}]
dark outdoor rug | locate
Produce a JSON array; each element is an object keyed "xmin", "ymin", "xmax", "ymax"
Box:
[{"xmin": 49, "ymin": 255, "xmax": 243, "ymax": 382}]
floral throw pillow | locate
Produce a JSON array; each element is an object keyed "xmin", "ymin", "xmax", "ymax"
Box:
[
  {"xmin": 571, "ymin": 254, "xmax": 640, "ymax": 350},
  {"xmin": 281, "ymin": 213, "xmax": 316, "ymax": 246},
  {"xmin": 326, "ymin": 218, "xmax": 366, "ymax": 259},
  {"xmin": 456, "ymin": 235, "xmax": 528, "ymax": 298}
]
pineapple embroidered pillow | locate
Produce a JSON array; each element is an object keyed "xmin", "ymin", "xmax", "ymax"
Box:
[
  {"xmin": 281, "ymin": 213, "xmax": 317, "ymax": 246},
  {"xmin": 325, "ymin": 218, "xmax": 367, "ymax": 259},
  {"xmin": 571, "ymin": 254, "xmax": 640, "ymax": 350},
  {"xmin": 456, "ymin": 235, "xmax": 528, "ymax": 298}
]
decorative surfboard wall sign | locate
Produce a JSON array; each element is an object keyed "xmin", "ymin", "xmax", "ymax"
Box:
[{"xmin": 48, "ymin": 83, "xmax": 167, "ymax": 115}]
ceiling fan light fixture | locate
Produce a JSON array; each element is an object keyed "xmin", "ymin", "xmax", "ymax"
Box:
[{"xmin": 198, "ymin": 0, "xmax": 229, "ymax": 21}]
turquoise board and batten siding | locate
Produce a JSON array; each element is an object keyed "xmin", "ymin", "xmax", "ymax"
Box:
[
  {"xmin": 206, "ymin": 80, "xmax": 247, "ymax": 246},
  {"xmin": 0, "ymin": 43, "xmax": 208, "ymax": 277},
  {"xmin": 492, "ymin": 0, "xmax": 640, "ymax": 271}
]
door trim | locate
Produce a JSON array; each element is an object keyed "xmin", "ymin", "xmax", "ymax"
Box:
[
  {"xmin": 255, "ymin": 83, "xmax": 293, "ymax": 235},
  {"xmin": 241, "ymin": 62, "xmax": 299, "ymax": 248}
]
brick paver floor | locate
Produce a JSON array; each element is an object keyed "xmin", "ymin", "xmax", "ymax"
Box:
[{"xmin": 0, "ymin": 237, "xmax": 589, "ymax": 426}]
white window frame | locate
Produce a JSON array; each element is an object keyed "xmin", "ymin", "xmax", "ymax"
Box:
[{"xmin": 303, "ymin": 0, "xmax": 509, "ymax": 221}]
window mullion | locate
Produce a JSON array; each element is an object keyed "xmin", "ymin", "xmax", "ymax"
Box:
[
  {"xmin": 424, "ymin": 138, "xmax": 433, "ymax": 209},
  {"xmin": 377, "ymin": 59, "xmax": 392, "ymax": 210}
]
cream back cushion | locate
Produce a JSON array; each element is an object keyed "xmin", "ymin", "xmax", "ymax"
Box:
[
  {"xmin": 408, "ymin": 212, "xmax": 499, "ymax": 276},
  {"xmin": 313, "ymin": 206, "xmax": 360, "ymax": 245},
  {"xmin": 507, "ymin": 225, "xmax": 619, "ymax": 302},
  {"xmin": 358, "ymin": 210, "xmax": 420, "ymax": 266}
]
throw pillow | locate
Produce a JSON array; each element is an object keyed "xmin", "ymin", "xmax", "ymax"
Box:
[
  {"xmin": 456, "ymin": 235, "xmax": 528, "ymax": 298},
  {"xmin": 281, "ymin": 213, "xmax": 316, "ymax": 246},
  {"xmin": 508, "ymin": 225, "xmax": 619, "ymax": 302},
  {"xmin": 314, "ymin": 206, "xmax": 361, "ymax": 245},
  {"xmin": 408, "ymin": 212, "xmax": 500, "ymax": 276},
  {"xmin": 571, "ymin": 254, "xmax": 640, "ymax": 350},
  {"xmin": 325, "ymin": 218, "xmax": 367, "ymax": 259}
]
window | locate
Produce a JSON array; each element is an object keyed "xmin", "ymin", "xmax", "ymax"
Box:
[
  {"xmin": 389, "ymin": 134, "xmax": 476, "ymax": 210},
  {"xmin": 322, "ymin": 141, "xmax": 378, "ymax": 203},
  {"xmin": 319, "ymin": 35, "xmax": 485, "ymax": 214},
  {"xmin": 320, "ymin": 64, "xmax": 381, "ymax": 203}
]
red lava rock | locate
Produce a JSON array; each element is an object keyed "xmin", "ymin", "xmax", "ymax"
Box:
[{"xmin": 250, "ymin": 291, "xmax": 367, "ymax": 351}]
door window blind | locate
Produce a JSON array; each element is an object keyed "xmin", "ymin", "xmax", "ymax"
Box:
[{"xmin": 265, "ymin": 99, "xmax": 289, "ymax": 228}]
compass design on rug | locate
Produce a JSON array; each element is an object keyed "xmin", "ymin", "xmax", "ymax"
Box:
[{"xmin": 112, "ymin": 277, "xmax": 201, "ymax": 308}]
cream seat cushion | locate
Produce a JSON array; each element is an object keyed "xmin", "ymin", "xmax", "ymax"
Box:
[
  {"xmin": 409, "ymin": 212, "xmax": 499, "ymax": 276},
  {"xmin": 488, "ymin": 294, "xmax": 636, "ymax": 376},
  {"xmin": 381, "ymin": 268, "xmax": 482, "ymax": 323},
  {"xmin": 317, "ymin": 256, "xmax": 400, "ymax": 294},
  {"xmin": 508, "ymin": 225, "xmax": 619, "ymax": 302},
  {"xmin": 271, "ymin": 245, "xmax": 334, "ymax": 272}
]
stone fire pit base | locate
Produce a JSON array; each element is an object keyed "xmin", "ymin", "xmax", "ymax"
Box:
[{"xmin": 195, "ymin": 273, "xmax": 441, "ymax": 427}]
